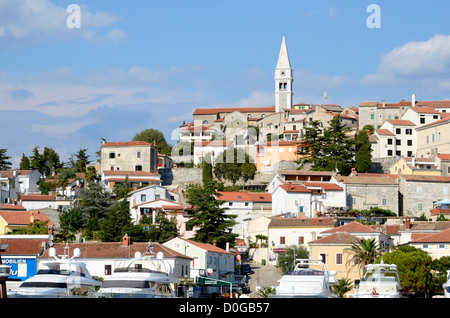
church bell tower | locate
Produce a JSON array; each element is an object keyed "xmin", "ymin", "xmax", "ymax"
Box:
[{"xmin": 275, "ymin": 36, "xmax": 293, "ymax": 112}]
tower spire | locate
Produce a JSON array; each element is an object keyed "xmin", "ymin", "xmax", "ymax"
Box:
[
  {"xmin": 276, "ymin": 35, "xmax": 291, "ymax": 69},
  {"xmin": 275, "ymin": 36, "xmax": 293, "ymax": 112}
]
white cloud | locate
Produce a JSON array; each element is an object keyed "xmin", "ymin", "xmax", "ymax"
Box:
[
  {"xmin": 361, "ymin": 34, "xmax": 450, "ymax": 90},
  {"xmin": 0, "ymin": 0, "xmax": 125, "ymax": 48}
]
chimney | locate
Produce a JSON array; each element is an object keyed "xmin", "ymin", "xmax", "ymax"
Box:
[
  {"xmin": 30, "ymin": 212, "xmax": 34, "ymax": 223},
  {"xmin": 405, "ymin": 218, "xmax": 411, "ymax": 229},
  {"xmin": 123, "ymin": 234, "xmax": 130, "ymax": 247},
  {"xmin": 412, "ymin": 93, "xmax": 416, "ymax": 106},
  {"xmin": 382, "ymin": 100, "xmax": 386, "ymax": 108},
  {"xmin": 351, "ymin": 167, "xmax": 357, "ymax": 176},
  {"xmin": 212, "ymin": 240, "xmax": 217, "ymax": 247}
]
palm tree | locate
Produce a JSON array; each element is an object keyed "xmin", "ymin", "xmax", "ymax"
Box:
[
  {"xmin": 332, "ymin": 278, "xmax": 353, "ymax": 298},
  {"xmin": 344, "ymin": 238, "xmax": 382, "ymax": 277}
]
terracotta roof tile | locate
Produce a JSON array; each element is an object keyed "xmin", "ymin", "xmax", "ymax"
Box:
[
  {"xmin": 309, "ymin": 232, "xmax": 359, "ymax": 245},
  {"xmin": 410, "ymin": 228, "xmax": 450, "ymax": 243},
  {"xmin": 216, "ymin": 191, "xmax": 272, "ymax": 202},
  {"xmin": 39, "ymin": 241, "xmax": 192, "ymax": 259},
  {"xmin": 101, "ymin": 141, "xmax": 152, "ymax": 147},
  {"xmin": 268, "ymin": 217, "xmax": 336, "ymax": 228},
  {"xmin": 193, "ymin": 106, "xmax": 275, "ymax": 115},
  {"xmin": 0, "ymin": 210, "xmax": 54, "ymax": 226},
  {"xmin": 386, "ymin": 119, "xmax": 416, "ymax": 126},
  {"xmin": 322, "ymin": 221, "xmax": 380, "ymax": 234},
  {"xmin": 0, "ymin": 238, "xmax": 48, "ymax": 255}
]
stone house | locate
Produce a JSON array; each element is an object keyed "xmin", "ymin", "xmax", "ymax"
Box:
[
  {"xmin": 333, "ymin": 173, "xmax": 399, "ymax": 214},
  {"xmin": 436, "ymin": 154, "xmax": 450, "ymax": 176},
  {"xmin": 100, "ymin": 140, "xmax": 159, "ymax": 174},
  {"xmin": 398, "ymin": 174, "xmax": 450, "ymax": 218}
]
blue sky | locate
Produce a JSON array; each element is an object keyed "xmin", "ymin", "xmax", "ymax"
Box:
[{"xmin": 1, "ymin": 0, "xmax": 450, "ymax": 167}]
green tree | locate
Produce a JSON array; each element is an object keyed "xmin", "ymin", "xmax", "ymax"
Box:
[
  {"xmin": 201, "ymin": 154, "xmax": 213, "ymax": 186},
  {"xmin": 344, "ymin": 238, "xmax": 382, "ymax": 276},
  {"xmin": 186, "ymin": 182, "xmax": 237, "ymax": 249},
  {"xmin": 275, "ymin": 245, "xmax": 309, "ymax": 274},
  {"xmin": 355, "ymin": 130, "xmax": 373, "ymax": 173},
  {"xmin": 60, "ymin": 206, "xmax": 84, "ymax": 234},
  {"xmin": 213, "ymin": 147, "xmax": 256, "ymax": 185},
  {"xmin": 296, "ymin": 116, "xmax": 356, "ymax": 175},
  {"xmin": 381, "ymin": 245, "xmax": 433, "ymax": 297},
  {"xmin": 13, "ymin": 220, "xmax": 50, "ymax": 234},
  {"xmin": 78, "ymin": 182, "xmax": 114, "ymax": 224},
  {"xmin": 141, "ymin": 209, "xmax": 179, "ymax": 243},
  {"xmin": 0, "ymin": 148, "xmax": 12, "ymax": 170},
  {"xmin": 296, "ymin": 120, "xmax": 324, "ymax": 167},
  {"xmin": 431, "ymin": 256, "xmax": 450, "ymax": 295},
  {"xmin": 99, "ymin": 200, "xmax": 134, "ymax": 242},
  {"xmin": 332, "ymin": 278, "xmax": 353, "ymax": 298},
  {"xmin": 74, "ymin": 148, "xmax": 90, "ymax": 173},
  {"xmin": 19, "ymin": 153, "xmax": 31, "ymax": 170},
  {"xmin": 133, "ymin": 128, "xmax": 172, "ymax": 156},
  {"xmin": 30, "ymin": 146, "xmax": 62, "ymax": 176}
]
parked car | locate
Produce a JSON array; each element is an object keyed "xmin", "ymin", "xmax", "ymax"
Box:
[{"xmin": 240, "ymin": 264, "xmax": 254, "ymax": 275}]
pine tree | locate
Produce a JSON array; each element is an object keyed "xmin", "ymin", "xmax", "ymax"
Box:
[
  {"xmin": 0, "ymin": 148, "xmax": 12, "ymax": 170},
  {"xmin": 19, "ymin": 153, "xmax": 30, "ymax": 170},
  {"xmin": 186, "ymin": 182, "xmax": 237, "ymax": 249},
  {"xmin": 355, "ymin": 129, "xmax": 373, "ymax": 173}
]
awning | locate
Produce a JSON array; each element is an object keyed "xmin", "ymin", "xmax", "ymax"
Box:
[
  {"xmin": 198, "ymin": 277, "xmax": 237, "ymax": 287},
  {"xmin": 273, "ymin": 248, "xmax": 285, "ymax": 253}
]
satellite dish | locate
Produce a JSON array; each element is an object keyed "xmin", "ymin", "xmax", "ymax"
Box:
[
  {"xmin": 156, "ymin": 252, "xmax": 164, "ymax": 260},
  {"xmin": 134, "ymin": 252, "xmax": 142, "ymax": 259}
]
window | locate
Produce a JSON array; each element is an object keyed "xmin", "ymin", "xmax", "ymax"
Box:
[
  {"xmin": 202, "ymin": 120, "xmax": 209, "ymax": 125},
  {"xmin": 109, "ymin": 152, "xmax": 115, "ymax": 159},
  {"xmin": 228, "ymin": 202, "xmax": 233, "ymax": 206},
  {"xmin": 417, "ymin": 186, "xmax": 423, "ymax": 194},
  {"xmin": 439, "ymin": 244, "xmax": 446, "ymax": 249},
  {"xmin": 104, "ymin": 265, "xmax": 112, "ymax": 276},
  {"xmin": 407, "ymin": 140, "xmax": 413, "ymax": 146},
  {"xmin": 396, "ymin": 128, "xmax": 401, "ymax": 134},
  {"xmin": 407, "ymin": 151, "xmax": 412, "ymax": 157},
  {"xmin": 136, "ymin": 151, "xmax": 141, "ymax": 158},
  {"xmin": 320, "ymin": 253, "xmax": 327, "ymax": 264},
  {"xmin": 371, "ymin": 114, "xmax": 375, "ymax": 120},
  {"xmin": 298, "ymin": 237, "xmax": 304, "ymax": 244},
  {"xmin": 245, "ymin": 202, "xmax": 249, "ymax": 206},
  {"xmin": 387, "ymin": 139, "xmax": 393, "ymax": 145},
  {"xmin": 405, "ymin": 129, "xmax": 412, "ymax": 135},
  {"xmin": 140, "ymin": 194, "xmax": 146, "ymax": 202},
  {"xmin": 388, "ymin": 150, "xmax": 393, "ymax": 156},
  {"xmin": 420, "ymin": 116, "xmax": 425, "ymax": 124},
  {"xmin": 433, "ymin": 115, "xmax": 439, "ymax": 119},
  {"xmin": 396, "ymin": 139, "xmax": 401, "ymax": 146},
  {"xmin": 336, "ymin": 253, "xmax": 343, "ymax": 265},
  {"xmin": 135, "ymin": 165, "xmax": 142, "ymax": 171},
  {"xmin": 418, "ymin": 202, "xmax": 423, "ymax": 210},
  {"xmin": 382, "ymin": 198, "xmax": 387, "ymax": 206},
  {"xmin": 396, "ymin": 151, "xmax": 401, "ymax": 156},
  {"xmin": 427, "ymin": 136, "xmax": 429, "ymax": 144},
  {"xmin": 280, "ymin": 237, "xmax": 285, "ymax": 244}
]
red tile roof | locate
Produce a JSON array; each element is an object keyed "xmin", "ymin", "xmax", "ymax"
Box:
[
  {"xmin": 39, "ymin": 241, "xmax": 192, "ymax": 259},
  {"xmin": 309, "ymin": 232, "xmax": 359, "ymax": 245},
  {"xmin": 0, "ymin": 238, "xmax": 48, "ymax": 255},
  {"xmin": 174, "ymin": 237, "xmax": 233, "ymax": 254},
  {"xmin": 101, "ymin": 141, "xmax": 152, "ymax": 147},
  {"xmin": 322, "ymin": 221, "xmax": 380, "ymax": 234},
  {"xmin": 438, "ymin": 154, "xmax": 450, "ymax": 160},
  {"xmin": 375, "ymin": 129, "xmax": 395, "ymax": 136},
  {"xmin": 386, "ymin": 119, "xmax": 416, "ymax": 126},
  {"xmin": 410, "ymin": 228, "xmax": 450, "ymax": 243},
  {"xmin": 216, "ymin": 191, "xmax": 272, "ymax": 202},
  {"xmin": 20, "ymin": 195, "xmax": 55, "ymax": 201},
  {"xmin": 268, "ymin": 217, "xmax": 336, "ymax": 228},
  {"xmin": 303, "ymin": 182, "xmax": 343, "ymax": 191},
  {"xmin": 279, "ymin": 184, "xmax": 311, "ymax": 193},
  {"xmin": 103, "ymin": 170, "xmax": 160, "ymax": 176},
  {"xmin": 0, "ymin": 210, "xmax": 54, "ymax": 226},
  {"xmin": 410, "ymin": 106, "xmax": 440, "ymax": 114},
  {"xmin": 193, "ymin": 106, "xmax": 275, "ymax": 115}
]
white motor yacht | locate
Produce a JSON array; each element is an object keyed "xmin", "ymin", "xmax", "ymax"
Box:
[
  {"xmin": 9, "ymin": 246, "xmax": 101, "ymax": 298},
  {"xmin": 96, "ymin": 247, "xmax": 178, "ymax": 298},
  {"xmin": 271, "ymin": 258, "xmax": 337, "ymax": 298},
  {"xmin": 349, "ymin": 262, "xmax": 402, "ymax": 298}
]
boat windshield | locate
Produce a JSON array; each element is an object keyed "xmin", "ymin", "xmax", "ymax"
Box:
[
  {"xmin": 102, "ymin": 280, "xmax": 155, "ymax": 288},
  {"xmin": 286, "ymin": 268, "xmax": 324, "ymax": 276},
  {"xmin": 20, "ymin": 282, "xmax": 67, "ymax": 288},
  {"xmin": 362, "ymin": 268, "xmax": 398, "ymax": 282},
  {"xmin": 36, "ymin": 269, "xmax": 86, "ymax": 277}
]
